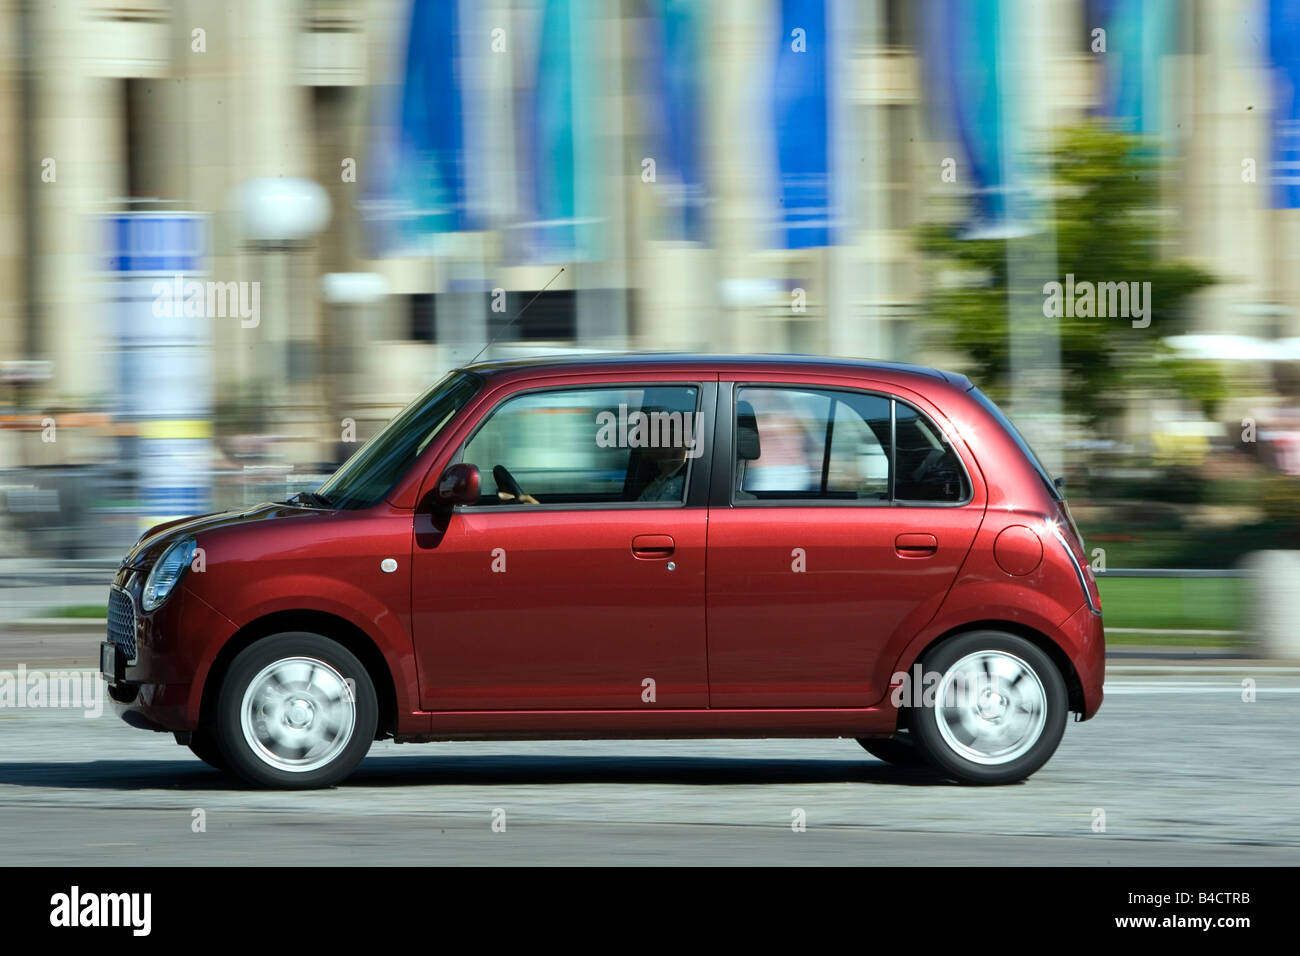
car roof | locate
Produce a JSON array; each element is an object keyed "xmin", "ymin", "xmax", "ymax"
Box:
[{"xmin": 460, "ymin": 352, "xmax": 972, "ymax": 390}]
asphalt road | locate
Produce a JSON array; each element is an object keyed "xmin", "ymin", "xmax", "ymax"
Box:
[{"xmin": 1, "ymin": 649, "xmax": 1297, "ymax": 865}]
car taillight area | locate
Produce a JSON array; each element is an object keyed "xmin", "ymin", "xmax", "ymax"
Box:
[{"xmin": 1053, "ymin": 500, "xmax": 1101, "ymax": 613}]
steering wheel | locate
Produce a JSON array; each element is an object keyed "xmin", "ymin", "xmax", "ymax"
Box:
[{"xmin": 492, "ymin": 465, "xmax": 534, "ymax": 503}]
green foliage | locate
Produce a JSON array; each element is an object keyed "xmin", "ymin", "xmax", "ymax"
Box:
[
  {"xmin": 1256, "ymin": 474, "xmax": 1300, "ymax": 524},
  {"xmin": 919, "ymin": 123, "xmax": 1221, "ymax": 429},
  {"xmin": 47, "ymin": 604, "xmax": 108, "ymax": 619}
]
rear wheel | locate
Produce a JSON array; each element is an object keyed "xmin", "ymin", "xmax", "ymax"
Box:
[
  {"xmin": 215, "ymin": 632, "xmax": 377, "ymax": 789},
  {"xmin": 907, "ymin": 631, "xmax": 1067, "ymax": 785}
]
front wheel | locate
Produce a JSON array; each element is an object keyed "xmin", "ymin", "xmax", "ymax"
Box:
[
  {"xmin": 214, "ymin": 632, "xmax": 377, "ymax": 789},
  {"xmin": 907, "ymin": 631, "xmax": 1068, "ymax": 785}
]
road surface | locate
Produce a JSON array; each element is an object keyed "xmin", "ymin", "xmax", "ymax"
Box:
[{"xmin": 0, "ymin": 637, "xmax": 1296, "ymax": 865}]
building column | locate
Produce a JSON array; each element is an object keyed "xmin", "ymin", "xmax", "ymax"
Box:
[{"xmin": 31, "ymin": 0, "xmax": 121, "ymax": 406}]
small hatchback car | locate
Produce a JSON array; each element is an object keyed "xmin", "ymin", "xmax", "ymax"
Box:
[{"xmin": 102, "ymin": 355, "xmax": 1103, "ymax": 788}]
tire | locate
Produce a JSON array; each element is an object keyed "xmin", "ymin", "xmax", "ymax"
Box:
[
  {"xmin": 214, "ymin": 632, "xmax": 377, "ymax": 789},
  {"xmin": 856, "ymin": 731, "xmax": 929, "ymax": 768},
  {"xmin": 907, "ymin": 631, "xmax": 1068, "ymax": 785},
  {"xmin": 187, "ymin": 726, "xmax": 230, "ymax": 772}
]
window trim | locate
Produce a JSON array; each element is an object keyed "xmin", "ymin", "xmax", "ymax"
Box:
[
  {"xmin": 724, "ymin": 382, "xmax": 974, "ymax": 509},
  {"xmin": 448, "ymin": 380, "xmax": 713, "ymax": 513}
]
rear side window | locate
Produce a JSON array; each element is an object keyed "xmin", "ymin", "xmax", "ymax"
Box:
[
  {"xmin": 734, "ymin": 386, "xmax": 970, "ymax": 505},
  {"xmin": 892, "ymin": 402, "xmax": 970, "ymax": 503}
]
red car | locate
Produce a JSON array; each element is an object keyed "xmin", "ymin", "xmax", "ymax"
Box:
[{"xmin": 102, "ymin": 355, "xmax": 1104, "ymax": 788}]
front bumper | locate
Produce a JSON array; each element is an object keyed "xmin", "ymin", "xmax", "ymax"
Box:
[{"xmin": 100, "ymin": 566, "xmax": 236, "ymax": 732}]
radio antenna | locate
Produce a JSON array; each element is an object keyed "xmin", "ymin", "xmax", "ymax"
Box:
[{"xmin": 467, "ymin": 266, "xmax": 566, "ymax": 366}]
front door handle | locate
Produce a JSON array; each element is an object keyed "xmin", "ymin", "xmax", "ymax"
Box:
[
  {"xmin": 632, "ymin": 534, "xmax": 675, "ymax": 558},
  {"xmin": 895, "ymin": 532, "xmax": 938, "ymax": 557}
]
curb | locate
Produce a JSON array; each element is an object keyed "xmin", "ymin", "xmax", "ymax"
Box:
[
  {"xmin": 1106, "ymin": 645, "xmax": 1254, "ymax": 661},
  {"xmin": 0, "ymin": 618, "xmax": 106, "ymax": 635}
]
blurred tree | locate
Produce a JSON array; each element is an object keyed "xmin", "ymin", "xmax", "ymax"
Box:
[
  {"xmin": 918, "ymin": 123, "xmax": 1220, "ymax": 430},
  {"xmin": 1159, "ymin": 352, "xmax": 1227, "ymax": 420},
  {"xmin": 1272, "ymin": 362, "xmax": 1300, "ymax": 399}
]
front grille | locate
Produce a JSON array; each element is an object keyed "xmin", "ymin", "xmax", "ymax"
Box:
[{"xmin": 107, "ymin": 587, "xmax": 137, "ymax": 663}]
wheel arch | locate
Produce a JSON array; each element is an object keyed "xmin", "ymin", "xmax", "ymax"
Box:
[
  {"xmin": 899, "ymin": 619, "xmax": 1087, "ymax": 719},
  {"xmin": 198, "ymin": 609, "xmax": 399, "ymax": 740}
]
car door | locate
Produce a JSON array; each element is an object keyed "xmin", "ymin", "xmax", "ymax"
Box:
[
  {"xmin": 411, "ymin": 377, "xmax": 714, "ymax": 711},
  {"xmin": 705, "ymin": 380, "xmax": 986, "ymax": 708}
]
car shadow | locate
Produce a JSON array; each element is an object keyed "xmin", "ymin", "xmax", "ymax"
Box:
[
  {"xmin": 347, "ymin": 754, "xmax": 955, "ymax": 788},
  {"xmin": 0, "ymin": 754, "xmax": 957, "ymax": 791}
]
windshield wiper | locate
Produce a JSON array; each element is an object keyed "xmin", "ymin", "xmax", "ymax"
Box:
[{"xmin": 284, "ymin": 490, "xmax": 333, "ymax": 509}]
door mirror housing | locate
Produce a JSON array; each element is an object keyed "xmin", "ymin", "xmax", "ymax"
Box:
[{"xmin": 435, "ymin": 463, "xmax": 480, "ymax": 506}]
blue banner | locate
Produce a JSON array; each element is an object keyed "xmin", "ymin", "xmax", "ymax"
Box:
[
  {"xmin": 646, "ymin": 0, "xmax": 707, "ymax": 242},
  {"xmin": 1268, "ymin": 0, "xmax": 1300, "ymax": 208},
  {"xmin": 920, "ymin": 0, "xmax": 1021, "ymax": 238},
  {"xmin": 772, "ymin": 0, "xmax": 830, "ymax": 248},
  {"xmin": 364, "ymin": 0, "xmax": 473, "ymax": 253},
  {"xmin": 513, "ymin": 0, "xmax": 603, "ymax": 263},
  {"xmin": 1087, "ymin": 0, "xmax": 1177, "ymax": 137},
  {"xmin": 529, "ymin": 0, "xmax": 579, "ymax": 260},
  {"xmin": 401, "ymin": 0, "xmax": 469, "ymax": 234}
]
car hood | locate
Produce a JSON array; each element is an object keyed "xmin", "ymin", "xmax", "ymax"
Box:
[{"xmin": 122, "ymin": 502, "xmax": 323, "ymax": 569}]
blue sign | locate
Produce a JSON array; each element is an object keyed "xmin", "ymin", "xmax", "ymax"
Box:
[
  {"xmin": 103, "ymin": 211, "xmax": 212, "ymax": 523},
  {"xmin": 103, "ymin": 215, "xmax": 205, "ymax": 273}
]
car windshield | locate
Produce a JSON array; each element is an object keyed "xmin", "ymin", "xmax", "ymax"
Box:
[
  {"xmin": 315, "ymin": 371, "xmax": 482, "ymax": 510},
  {"xmin": 969, "ymin": 387, "xmax": 1061, "ymax": 500}
]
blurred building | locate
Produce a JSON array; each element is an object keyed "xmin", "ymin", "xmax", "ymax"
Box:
[{"xmin": 0, "ymin": 0, "xmax": 1298, "ymax": 472}]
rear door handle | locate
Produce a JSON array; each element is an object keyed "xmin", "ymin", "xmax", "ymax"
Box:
[
  {"xmin": 895, "ymin": 533, "xmax": 938, "ymax": 557},
  {"xmin": 632, "ymin": 534, "xmax": 675, "ymax": 558}
]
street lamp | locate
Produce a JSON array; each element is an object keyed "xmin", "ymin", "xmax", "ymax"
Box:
[
  {"xmin": 238, "ymin": 177, "xmax": 332, "ymax": 244},
  {"xmin": 234, "ymin": 178, "xmax": 332, "ymax": 440}
]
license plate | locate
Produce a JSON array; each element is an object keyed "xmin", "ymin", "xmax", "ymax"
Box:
[{"xmin": 100, "ymin": 642, "xmax": 120, "ymax": 684}]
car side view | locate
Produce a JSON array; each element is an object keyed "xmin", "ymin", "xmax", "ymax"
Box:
[{"xmin": 101, "ymin": 354, "xmax": 1104, "ymax": 788}]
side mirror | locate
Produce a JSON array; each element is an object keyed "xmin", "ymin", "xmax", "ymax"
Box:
[{"xmin": 435, "ymin": 463, "xmax": 480, "ymax": 507}]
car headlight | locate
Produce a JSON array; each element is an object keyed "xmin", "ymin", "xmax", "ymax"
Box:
[{"xmin": 142, "ymin": 537, "xmax": 197, "ymax": 612}]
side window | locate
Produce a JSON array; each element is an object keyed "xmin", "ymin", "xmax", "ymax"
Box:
[
  {"xmin": 893, "ymin": 402, "xmax": 969, "ymax": 503},
  {"xmin": 736, "ymin": 387, "xmax": 890, "ymax": 500},
  {"xmin": 827, "ymin": 399, "xmax": 890, "ymax": 497},
  {"xmin": 459, "ymin": 385, "xmax": 702, "ymax": 507},
  {"xmin": 733, "ymin": 386, "xmax": 968, "ymax": 504}
]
